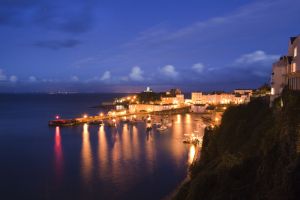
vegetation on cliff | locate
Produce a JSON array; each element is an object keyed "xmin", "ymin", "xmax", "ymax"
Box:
[{"xmin": 175, "ymin": 89, "xmax": 300, "ymax": 200}]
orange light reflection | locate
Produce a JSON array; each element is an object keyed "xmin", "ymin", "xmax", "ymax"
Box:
[{"xmin": 81, "ymin": 123, "xmax": 93, "ymax": 184}]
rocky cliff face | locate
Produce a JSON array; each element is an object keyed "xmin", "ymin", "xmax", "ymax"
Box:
[{"xmin": 174, "ymin": 90, "xmax": 300, "ymax": 200}]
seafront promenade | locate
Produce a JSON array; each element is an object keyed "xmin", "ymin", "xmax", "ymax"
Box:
[{"xmin": 48, "ymin": 105, "xmax": 195, "ymax": 127}]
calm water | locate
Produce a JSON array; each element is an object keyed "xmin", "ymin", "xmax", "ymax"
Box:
[{"xmin": 0, "ymin": 94, "xmax": 204, "ymax": 200}]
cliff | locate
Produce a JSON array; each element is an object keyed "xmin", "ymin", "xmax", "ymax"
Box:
[{"xmin": 174, "ymin": 89, "xmax": 300, "ymax": 200}]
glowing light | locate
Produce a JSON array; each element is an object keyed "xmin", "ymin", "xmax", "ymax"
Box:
[
  {"xmin": 100, "ymin": 113, "xmax": 104, "ymax": 117},
  {"xmin": 188, "ymin": 145, "xmax": 196, "ymax": 165},
  {"xmin": 81, "ymin": 123, "xmax": 92, "ymax": 183},
  {"xmin": 176, "ymin": 114, "xmax": 181, "ymax": 123},
  {"xmin": 83, "ymin": 114, "xmax": 88, "ymax": 119},
  {"xmin": 56, "ymin": 115, "xmax": 60, "ymax": 120},
  {"xmin": 271, "ymin": 88, "xmax": 275, "ymax": 95},
  {"xmin": 186, "ymin": 114, "xmax": 191, "ymax": 124}
]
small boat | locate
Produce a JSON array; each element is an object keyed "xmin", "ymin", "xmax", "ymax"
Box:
[
  {"xmin": 152, "ymin": 122, "xmax": 161, "ymax": 126},
  {"xmin": 107, "ymin": 122, "xmax": 116, "ymax": 127},
  {"xmin": 146, "ymin": 122, "xmax": 152, "ymax": 131},
  {"xmin": 129, "ymin": 119, "xmax": 138, "ymax": 125},
  {"xmin": 157, "ymin": 125, "xmax": 168, "ymax": 131},
  {"xmin": 89, "ymin": 120, "xmax": 103, "ymax": 125},
  {"xmin": 107, "ymin": 119, "xmax": 117, "ymax": 127},
  {"xmin": 99, "ymin": 121, "xmax": 104, "ymax": 126},
  {"xmin": 166, "ymin": 122, "xmax": 172, "ymax": 127},
  {"xmin": 182, "ymin": 136, "xmax": 202, "ymax": 145}
]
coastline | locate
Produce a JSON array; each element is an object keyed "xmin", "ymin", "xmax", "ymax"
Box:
[{"xmin": 164, "ymin": 144, "xmax": 202, "ymax": 200}]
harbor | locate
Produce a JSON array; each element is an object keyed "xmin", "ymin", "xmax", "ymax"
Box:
[{"xmin": 48, "ymin": 87, "xmax": 251, "ymax": 129}]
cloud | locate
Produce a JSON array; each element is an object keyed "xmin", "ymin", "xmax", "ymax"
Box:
[
  {"xmin": 28, "ymin": 76, "xmax": 37, "ymax": 82},
  {"xmin": 234, "ymin": 50, "xmax": 279, "ymax": 66},
  {"xmin": 160, "ymin": 65, "xmax": 178, "ymax": 78},
  {"xmin": 9, "ymin": 75, "xmax": 18, "ymax": 82},
  {"xmin": 34, "ymin": 39, "xmax": 81, "ymax": 50},
  {"xmin": 232, "ymin": 50, "xmax": 279, "ymax": 78},
  {"xmin": 71, "ymin": 75, "xmax": 79, "ymax": 82},
  {"xmin": 78, "ymin": 0, "xmax": 299, "ymax": 76},
  {"xmin": 0, "ymin": 1, "xmax": 95, "ymax": 34},
  {"xmin": 192, "ymin": 63, "xmax": 205, "ymax": 73},
  {"xmin": 129, "ymin": 66, "xmax": 144, "ymax": 81},
  {"xmin": 0, "ymin": 69, "xmax": 7, "ymax": 81},
  {"xmin": 100, "ymin": 71, "xmax": 111, "ymax": 81}
]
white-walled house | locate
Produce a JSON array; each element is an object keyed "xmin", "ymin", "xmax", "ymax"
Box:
[
  {"xmin": 270, "ymin": 35, "xmax": 300, "ymax": 103},
  {"xmin": 191, "ymin": 92, "xmax": 250, "ymax": 105}
]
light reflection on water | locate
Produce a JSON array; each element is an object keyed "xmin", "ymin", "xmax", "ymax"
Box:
[
  {"xmin": 81, "ymin": 123, "xmax": 93, "ymax": 184},
  {"xmin": 188, "ymin": 145, "xmax": 196, "ymax": 165},
  {"xmin": 98, "ymin": 125, "xmax": 108, "ymax": 179},
  {"xmin": 54, "ymin": 126, "xmax": 63, "ymax": 183},
  {"xmin": 54, "ymin": 114, "xmax": 205, "ymax": 199}
]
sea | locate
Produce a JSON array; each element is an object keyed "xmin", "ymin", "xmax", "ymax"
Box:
[{"xmin": 0, "ymin": 93, "xmax": 204, "ymax": 200}]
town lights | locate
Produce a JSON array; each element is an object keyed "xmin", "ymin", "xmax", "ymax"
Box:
[
  {"xmin": 55, "ymin": 115, "xmax": 60, "ymax": 119},
  {"xmin": 83, "ymin": 114, "xmax": 88, "ymax": 119},
  {"xmin": 100, "ymin": 113, "xmax": 104, "ymax": 117}
]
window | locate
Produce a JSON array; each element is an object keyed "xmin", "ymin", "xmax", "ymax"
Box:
[
  {"xmin": 294, "ymin": 47, "xmax": 298, "ymax": 57},
  {"xmin": 271, "ymin": 88, "xmax": 275, "ymax": 95},
  {"xmin": 292, "ymin": 63, "xmax": 297, "ymax": 72}
]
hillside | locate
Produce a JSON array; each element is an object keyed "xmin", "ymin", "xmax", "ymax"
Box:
[{"xmin": 174, "ymin": 89, "xmax": 300, "ymax": 200}]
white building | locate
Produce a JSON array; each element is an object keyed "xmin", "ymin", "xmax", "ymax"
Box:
[
  {"xmin": 271, "ymin": 35, "xmax": 300, "ymax": 103},
  {"xmin": 128, "ymin": 103, "xmax": 178, "ymax": 113},
  {"xmin": 161, "ymin": 94, "xmax": 184, "ymax": 105},
  {"xmin": 234, "ymin": 89, "xmax": 253, "ymax": 95},
  {"xmin": 191, "ymin": 92, "xmax": 250, "ymax": 105}
]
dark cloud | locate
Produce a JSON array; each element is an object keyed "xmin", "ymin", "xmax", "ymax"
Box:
[
  {"xmin": 34, "ymin": 39, "xmax": 81, "ymax": 50},
  {"xmin": 0, "ymin": 0, "xmax": 95, "ymax": 34}
]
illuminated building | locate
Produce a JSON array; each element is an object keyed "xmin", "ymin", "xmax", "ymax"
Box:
[
  {"xmin": 191, "ymin": 92, "xmax": 250, "ymax": 105},
  {"xmin": 270, "ymin": 35, "xmax": 300, "ymax": 104}
]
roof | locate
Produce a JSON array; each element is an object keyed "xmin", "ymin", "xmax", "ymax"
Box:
[
  {"xmin": 290, "ymin": 37, "xmax": 297, "ymax": 44},
  {"xmin": 290, "ymin": 35, "xmax": 300, "ymax": 44}
]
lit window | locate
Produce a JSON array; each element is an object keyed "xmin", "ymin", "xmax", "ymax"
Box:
[
  {"xmin": 271, "ymin": 88, "xmax": 275, "ymax": 95},
  {"xmin": 294, "ymin": 47, "xmax": 298, "ymax": 57},
  {"xmin": 292, "ymin": 63, "xmax": 297, "ymax": 72}
]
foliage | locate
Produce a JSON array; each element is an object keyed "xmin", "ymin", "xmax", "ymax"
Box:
[{"xmin": 174, "ymin": 91, "xmax": 300, "ymax": 200}]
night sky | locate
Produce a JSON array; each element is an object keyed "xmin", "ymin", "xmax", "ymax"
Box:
[{"xmin": 0, "ymin": 0, "xmax": 299, "ymax": 93}]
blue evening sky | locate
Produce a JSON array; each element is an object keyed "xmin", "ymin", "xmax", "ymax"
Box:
[{"xmin": 0, "ymin": 0, "xmax": 299, "ymax": 92}]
